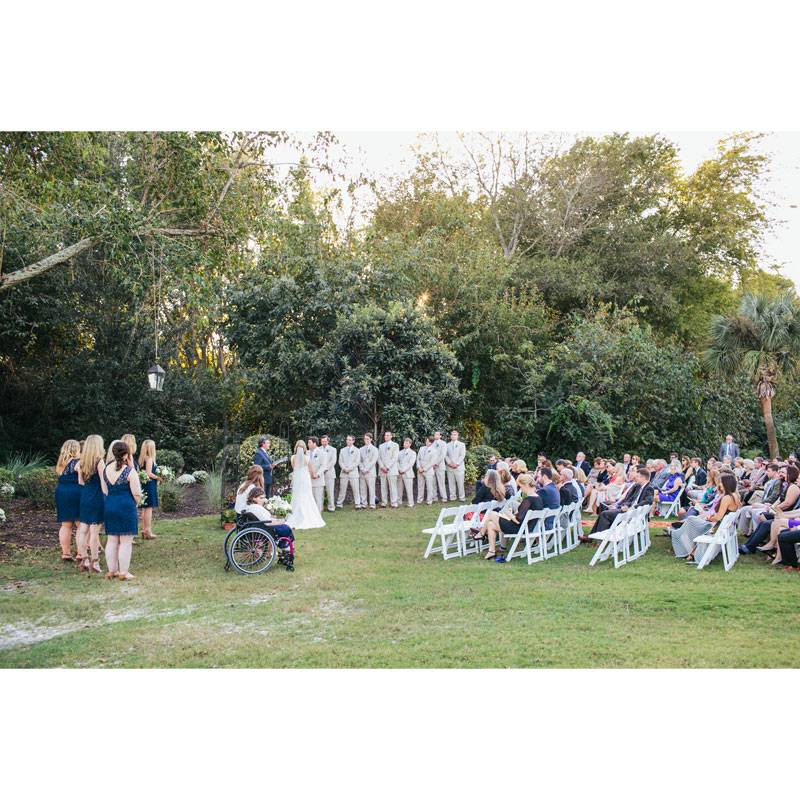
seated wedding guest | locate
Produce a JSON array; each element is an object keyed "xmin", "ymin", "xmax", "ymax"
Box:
[
  {"xmin": 596, "ymin": 459, "xmax": 610, "ymax": 485},
  {"xmin": 651, "ymin": 459, "xmax": 670, "ymax": 489},
  {"xmin": 776, "ymin": 519, "xmax": 800, "ymax": 570},
  {"xmin": 584, "ymin": 467, "xmax": 654, "ymax": 537},
  {"xmin": 680, "ymin": 455, "xmax": 690, "ymax": 475},
  {"xmin": 740, "ymin": 456, "xmax": 766, "ymax": 502},
  {"xmin": 138, "ymin": 439, "xmax": 161, "ymax": 540},
  {"xmin": 756, "ymin": 506, "xmax": 800, "ymax": 565},
  {"xmin": 557, "ymin": 468, "xmax": 580, "ymax": 505},
  {"xmin": 103, "ymin": 441, "xmax": 142, "ymax": 581},
  {"xmin": 497, "ymin": 465, "xmax": 516, "ymax": 496},
  {"xmin": 486, "ymin": 454, "xmax": 499, "ymax": 472},
  {"xmin": 511, "ymin": 460, "xmax": 528, "ymax": 479},
  {"xmin": 535, "ymin": 467, "xmax": 561, "ymax": 512},
  {"xmin": 76, "ymin": 434, "xmax": 105, "ymax": 574},
  {"xmin": 656, "ymin": 461, "xmax": 684, "ymax": 504},
  {"xmin": 688, "ymin": 457, "xmax": 707, "ymax": 487},
  {"xmin": 585, "ymin": 462, "xmax": 625, "ymax": 513},
  {"xmin": 586, "ymin": 458, "xmax": 605, "ymax": 485},
  {"xmin": 243, "ymin": 487, "xmax": 295, "ymax": 540},
  {"xmin": 733, "ymin": 457, "xmax": 746, "ymax": 480},
  {"xmin": 121, "ymin": 433, "xmax": 138, "ymax": 469},
  {"xmin": 739, "ymin": 465, "xmax": 800, "ymax": 553},
  {"xmin": 575, "ymin": 452, "xmax": 591, "ymax": 476},
  {"xmin": 235, "ymin": 465, "xmax": 265, "ymax": 515},
  {"xmin": 671, "ymin": 472, "xmax": 741, "ymax": 563},
  {"xmin": 472, "ymin": 470, "xmax": 511, "ymax": 504},
  {"xmin": 478, "ymin": 473, "xmax": 540, "ymax": 561},
  {"xmin": 55, "ymin": 439, "xmax": 82, "ymax": 562},
  {"xmin": 631, "ymin": 454, "xmax": 641, "ymax": 470},
  {"xmin": 621, "ymin": 453, "xmax": 632, "ymax": 477}
]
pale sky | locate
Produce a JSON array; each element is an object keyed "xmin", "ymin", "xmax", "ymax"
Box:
[{"xmin": 304, "ymin": 132, "xmax": 800, "ymax": 288}]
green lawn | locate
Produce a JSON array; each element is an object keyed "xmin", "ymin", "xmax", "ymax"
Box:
[{"xmin": 1, "ymin": 505, "xmax": 798, "ymax": 667}]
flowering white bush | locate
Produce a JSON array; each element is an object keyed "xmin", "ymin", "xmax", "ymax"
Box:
[
  {"xmin": 0, "ymin": 483, "xmax": 14, "ymax": 500},
  {"xmin": 265, "ymin": 495, "xmax": 292, "ymax": 518},
  {"xmin": 156, "ymin": 465, "xmax": 175, "ymax": 481},
  {"xmin": 0, "ymin": 508, "xmax": 6, "ymax": 525},
  {"xmin": 176, "ymin": 473, "xmax": 196, "ymax": 486},
  {"xmin": 191, "ymin": 470, "xmax": 209, "ymax": 483}
]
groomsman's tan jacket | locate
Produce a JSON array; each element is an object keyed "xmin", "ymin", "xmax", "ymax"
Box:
[
  {"xmin": 359, "ymin": 442, "xmax": 379, "ymax": 508},
  {"xmin": 431, "ymin": 438, "xmax": 447, "ymax": 500},
  {"xmin": 378, "ymin": 439, "xmax": 400, "ymax": 507},
  {"xmin": 445, "ymin": 439, "xmax": 466, "ymax": 501},
  {"xmin": 397, "ymin": 447, "xmax": 417, "ymax": 507},
  {"xmin": 320, "ymin": 443, "xmax": 337, "ymax": 511},
  {"xmin": 309, "ymin": 448, "xmax": 326, "ymax": 511},
  {"xmin": 416, "ymin": 444, "xmax": 435, "ymax": 503},
  {"xmin": 337, "ymin": 443, "xmax": 362, "ymax": 508}
]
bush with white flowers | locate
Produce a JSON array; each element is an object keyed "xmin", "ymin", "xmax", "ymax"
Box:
[
  {"xmin": 176, "ymin": 473, "xmax": 196, "ymax": 486},
  {"xmin": 191, "ymin": 470, "xmax": 209, "ymax": 483},
  {"xmin": 0, "ymin": 508, "xmax": 6, "ymax": 525},
  {"xmin": 0, "ymin": 483, "xmax": 14, "ymax": 500},
  {"xmin": 265, "ymin": 495, "xmax": 292, "ymax": 518},
  {"xmin": 156, "ymin": 465, "xmax": 175, "ymax": 481}
]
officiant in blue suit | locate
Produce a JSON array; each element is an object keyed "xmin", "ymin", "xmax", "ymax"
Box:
[{"xmin": 253, "ymin": 437, "xmax": 274, "ymax": 497}]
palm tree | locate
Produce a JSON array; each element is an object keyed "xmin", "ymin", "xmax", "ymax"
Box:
[{"xmin": 705, "ymin": 292, "xmax": 800, "ymax": 459}]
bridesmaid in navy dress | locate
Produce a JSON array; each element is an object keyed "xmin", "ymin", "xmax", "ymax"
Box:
[
  {"xmin": 54, "ymin": 440, "xmax": 82, "ymax": 561},
  {"xmin": 76, "ymin": 434, "xmax": 106, "ymax": 575},
  {"xmin": 103, "ymin": 441, "xmax": 142, "ymax": 581},
  {"xmin": 139, "ymin": 439, "xmax": 161, "ymax": 540}
]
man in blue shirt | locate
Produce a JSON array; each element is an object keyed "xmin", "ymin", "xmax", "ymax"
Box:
[{"xmin": 253, "ymin": 437, "xmax": 274, "ymax": 497}]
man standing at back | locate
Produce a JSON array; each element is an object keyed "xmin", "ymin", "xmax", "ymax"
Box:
[
  {"xmin": 337, "ymin": 435, "xmax": 362, "ymax": 509},
  {"xmin": 378, "ymin": 430, "xmax": 400, "ymax": 508},
  {"xmin": 319, "ymin": 434, "xmax": 337, "ymax": 513},
  {"xmin": 417, "ymin": 436, "xmax": 436, "ymax": 505},
  {"xmin": 397, "ymin": 437, "xmax": 417, "ymax": 508},
  {"xmin": 431, "ymin": 431, "xmax": 447, "ymax": 502},
  {"xmin": 719, "ymin": 434, "xmax": 740, "ymax": 462},
  {"xmin": 253, "ymin": 437, "xmax": 273, "ymax": 497},
  {"xmin": 445, "ymin": 429, "xmax": 466, "ymax": 501},
  {"xmin": 359, "ymin": 433, "xmax": 379, "ymax": 510}
]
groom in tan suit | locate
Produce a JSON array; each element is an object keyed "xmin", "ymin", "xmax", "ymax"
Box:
[
  {"xmin": 337, "ymin": 435, "xmax": 362, "ymax": 509},
  {"xmin": 378, "ymin": 430, "xmax": 400, "ymax": 508},
  {"xmin": 319, "ymin": 434, "xmax": 337, "ymax": 512},
  {"xmin": 308, "ymin": 436, "xmax": 326, "ymax": 511}
]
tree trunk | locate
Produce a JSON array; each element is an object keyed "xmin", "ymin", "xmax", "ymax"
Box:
[{"xmin": 760, "ymin": 395, "xmax": 779, "ymax": 459}]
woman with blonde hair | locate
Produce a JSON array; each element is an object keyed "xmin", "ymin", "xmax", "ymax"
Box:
[
  {"xmin": 285, "ymin": 439, "xmax": 325, "ymax": 530},
  {"xmin": 585, "ymin": 462, "xmax": 626, "ymax": 513},
  {"xmin": 138, "ymin": 439, "xmax": 161, "ymax": 540},
  {"xmin": 54, "ymin": 439, "xmax": 82, "ymax": 561},
  {"xmin": 77, "ymin": 435, "xmax": 105, "ymax": 574},
  {"xmin": 235, "ymin": 465, "xmax": 265, "ymax": 515},
  {"xmin": 121, "ymin": 433, "xmax": 138, "ymax": 469},
  {"xmin": 498, "ymin": 465, "xmax": 516, "ymax": 495},
  {"xmin": 106, "ymin": 439, "xmax": 121, "ymax": 464},
  {"xmin": 478, "ymin": 473, "xmax": 541, "ymax": 560}
]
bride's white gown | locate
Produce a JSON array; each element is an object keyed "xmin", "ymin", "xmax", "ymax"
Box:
[{"xmin": 286, "ymin": 453, "xmax": 326, "ymax": 530}]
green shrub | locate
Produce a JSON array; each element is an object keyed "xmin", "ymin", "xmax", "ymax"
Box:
[
  {"xmin": 16, "ymin": 467, "xmax": 58, "ymax": 508},
  {"xmin": 1, "ymin": 452, "xmax": 48, "ymax": 479},
  {"xmin": 465, "ymin": 445, "xmax": 501, "ymax": 485},
  {"xmin": 238, "ymin": 434, "xmax": 291, "ymax": 479},
  {"xmin": 158, "ymin": 481, "xmax": 183, "ymax": 512},
  {"xmin": 157, "ymin": 449, "xmax": 184, "ymax": 474},
  {"xmin": 0, "ymin": 467, "xmax": 16, "ymax": 487},
  {"xmin": 202, "ymin": 470, "xmax": 223, "ymax": 512}
]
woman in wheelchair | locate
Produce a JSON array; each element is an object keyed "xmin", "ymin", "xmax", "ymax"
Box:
[
  {"xmin": 243, "ymin": 487, "xmax": 294, "ymax": 540},
  {"xmin": 235, "ymin": 466, "xmax": 265, "ymax": 518}
]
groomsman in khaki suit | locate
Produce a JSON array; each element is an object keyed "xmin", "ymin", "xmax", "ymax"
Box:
[
  {"xmin": 431, "ymin": 430, "xmax": 447, "ymax": 502},
  {"xmin": 308, "ymin": 436, "xmax": 326, "ymax": 511},
  {"xmin": 319, "ymin": 434, "xmax": 337, "ymax": 512},
  {"xmin": 397, "ymin": 437, "xmax": 417, "ymax": 508},
  {"xmin": 378, "ymin": 430, "xmax": 400, "ymax": 508},
  {"xmin": 445, "ymin": 429, "xmax": 467, "ymax": 501},
  {"xmin": 337, "ymin": 435, "xmax": 362, "ymax": 509},
  {"xmin": 359, "ymin": 433, "xmax": 379, "ymax": 509},
  {"xmin": 416, "ymin": 436, "xmax": 434, "ymax": 504}
]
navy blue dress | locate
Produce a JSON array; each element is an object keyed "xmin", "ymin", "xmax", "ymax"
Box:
[
  {"xmin": 79, "ymin": 459, "xmax": 105, "ymax": 525},
  {"xmin": 103, "ymin": 465, "xmax": 138, "ymax": 536},
  {"xmin": 142, "ymin": 461, "xmax": 159, "ymax": 508},
  {"xmin": 55, "ymin": 459, "xmax": 81, "ymax": 522}
]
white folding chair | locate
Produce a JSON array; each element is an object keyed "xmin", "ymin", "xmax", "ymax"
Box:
[
  {"xmin": 589, "ymin": 507, "xmax": 635, "ymax": 568},
  {"xmin": 503, "ymin": 509, "xmax": 552, "ymax": 564},
  {"xmin": 555, "ymin": 503, "xmax": 576, "ymax": 554},
  {"xmin": 567, "ymin": 502, "xmax": 583, "ymax": 551},
  {"xmin": 694, "ymin": 512, "xmax": 738, "ymax": 570},
  {"xmin": 423, "ymin": 505, "xmax": 466, "ymax": 560},
  {"xmin": 461, "ymin": 500, "xmax": 496, "ymax": 556},
  {"xmin": 658, "ymin": 485, "xmax": 684, "ymax": 518},
  {"xmin": 540, "ymin": 507, "xmax": 562, "ymax": 560}
]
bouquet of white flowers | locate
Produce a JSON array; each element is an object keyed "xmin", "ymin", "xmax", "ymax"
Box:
[
  {"xmin": 265, "ymin": 495, "xmax": 291, "ymax": 518},
  {"xmin": 192, "ymin": 470, "xmax": 209, "ymax": 483},
  {"xmin": 137, "ymin": 469, "xmax": 151, "ymax": 485},
  {"xmin": 0, "ymin": 508, "xmax": 6, "ymax": 525},
  {"xmin": 156, "ymin": 465, "xmax": 175, "ymax": 481},
  {"xmin": 0, "ymin": 483, "xmax": 14, "ymax": 500},
  {"xmin": 176, "ymin": 473, "xmax": 196, "ymax": 486},
  {"xmin": 137, "ymin": 490, "xmax": 148, "ymax": 508}
]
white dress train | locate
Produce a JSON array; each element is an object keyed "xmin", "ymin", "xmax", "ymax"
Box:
[{"xmin": 285, "ymin": 453, "xmax": 326, "ymax": 530}]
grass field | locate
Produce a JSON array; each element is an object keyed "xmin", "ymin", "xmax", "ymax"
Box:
[{"xmin": 1, "ymin": 505, "xmax": 799, "ymax": 667}]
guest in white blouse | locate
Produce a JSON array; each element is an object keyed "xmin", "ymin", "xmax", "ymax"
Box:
[{"xmin": 235, "ymin": 466, "xmax": 264, "ymax": 515}]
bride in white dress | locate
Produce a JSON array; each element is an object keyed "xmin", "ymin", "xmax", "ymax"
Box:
[{"xmin": 285, "ymin": 440, "xmax": 326, "ymax": 530}]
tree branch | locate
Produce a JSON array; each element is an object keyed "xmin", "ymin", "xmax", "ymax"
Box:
[{"xmin": 0, "ymin": 237, "xmax": 93, "ymax": 291}]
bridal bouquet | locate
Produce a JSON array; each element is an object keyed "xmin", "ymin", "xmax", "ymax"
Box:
[
  {"xmin": 156, "ymin": 465, "xmax": 175, "ymax": 481},
  {"xmin": 137, "ymin": 490, "xmax": 148, "ymax": 508},
  {"xmin": 265, "ymin": 495, "xmax": 291, "ymax": 518},
  {"xmin": 137, "ymin": 469, "xmax": 151, "ymax": 485}
]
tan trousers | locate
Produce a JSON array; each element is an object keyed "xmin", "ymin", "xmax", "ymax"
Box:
[
  {"xmin": 397, "ymin": 474, "xmax": 414, "ymax": 507},
  {"xmin": 380, "ymin": 472, "xmax": 398, "ymax": 506},
  {"xmin": 337, "ymin": 470, "xmax": 361, "ymax": 507},
  {"xmin": 359, "ymin": 473, "xmax": 376, "ymax": 508}
]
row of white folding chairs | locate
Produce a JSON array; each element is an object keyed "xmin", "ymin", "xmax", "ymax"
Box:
[
  {"xmin": 423, "ymin": 500, "xmax": 582, "ymax": 561},
  {"xmin": 491, "ymin": 502, "xmax": 583, "ymax": 565},
  {"xmin": 588, "ymin": 504, "xmax": 651, "ymax": 568}
]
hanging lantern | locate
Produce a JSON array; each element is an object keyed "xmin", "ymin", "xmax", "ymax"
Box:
[{"xmin": 147, "ymin": 363, "xmax": 165, "ymax": 392}]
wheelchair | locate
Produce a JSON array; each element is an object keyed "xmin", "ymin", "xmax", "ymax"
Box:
[{"xmin": 223, "ymin": 513, "xmax": 295, "ymax": 575}]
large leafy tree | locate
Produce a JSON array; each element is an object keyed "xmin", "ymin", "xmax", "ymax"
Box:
[{"xmin": 706, "ymin": 293, "xmax": 800, "ymax": 458}]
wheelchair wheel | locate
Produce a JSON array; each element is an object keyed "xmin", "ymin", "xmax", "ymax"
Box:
[
  {"xmin": 229, "ymin": 526, "xmax": 277, "ymax": 575},
  {"xmin": 223, "ymin": 527, "xmax": 237, "ymax": 571}
]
